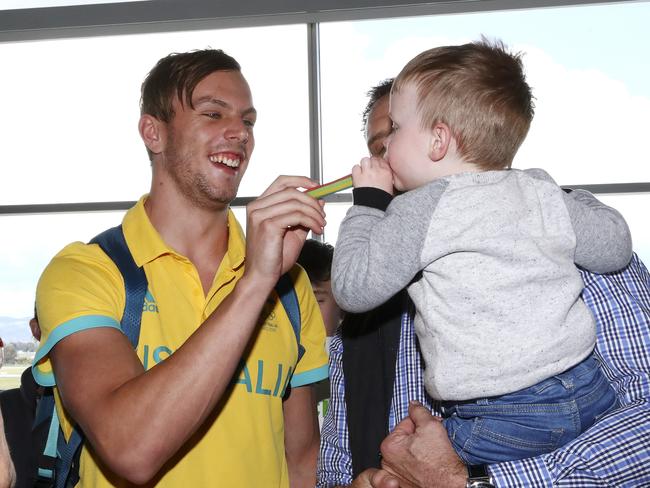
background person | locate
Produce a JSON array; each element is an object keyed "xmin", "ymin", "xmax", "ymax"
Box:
[
  {"xmin": 297, "ymin": 239, "xmax": 344, "ymax": 427},
  {"xmin": 0, "ymin": 409, "xmax": 16, "ymax": 488},
  {"xmin": 297, "ymin": 239, "xmax": 343, "ymax": 340},
  {"xmin": 0, "ymin": 314, "xmax": 44, "ymax": 488}
]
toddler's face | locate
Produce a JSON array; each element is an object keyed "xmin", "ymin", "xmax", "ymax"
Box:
[{"xmin": 385, "ymin": 82, "xmax": 437, "ymax": 191}]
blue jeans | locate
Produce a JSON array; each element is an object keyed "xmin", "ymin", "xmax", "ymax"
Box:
[{"xmin": 441, "ymin": 354, "xmax": 618, "ymax": 465}]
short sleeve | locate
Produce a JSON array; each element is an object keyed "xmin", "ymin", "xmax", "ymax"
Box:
[
  {"xmin": 32, "ymin": 242, "xmax": 125, "ymax": 387},
  {"xmin": 288, "ymin": 266, "xmax": 329, "ymax": 387}
]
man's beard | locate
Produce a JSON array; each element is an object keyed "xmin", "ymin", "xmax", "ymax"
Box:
[{"xmin": 165, "ymin": 134, "xmax": 240, "ymax": 209}]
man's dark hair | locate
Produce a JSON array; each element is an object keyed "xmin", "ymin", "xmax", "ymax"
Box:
[
  {"xmin": 361, "ymin": 78, "xmax": 394, "ymax": 133},
  {"xmin": 140, "ymin": 49, "xmax": 240, "ymax": 123},
  {"xmin": 297, "ymin": 239, "xmax": 334, "ymax": 283},
  {"xmin": 139, "ymin": 49, "xmax": 240, "ymax": 160}
]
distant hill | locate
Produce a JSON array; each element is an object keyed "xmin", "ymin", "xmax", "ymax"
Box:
[{"xmin": 0, "ymin": 316, "xmax": 32, "ymax": 343}]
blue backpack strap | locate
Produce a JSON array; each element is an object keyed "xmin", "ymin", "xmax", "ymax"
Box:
[
  {"xmin": 54, "ymin": 428, "xmax": 83, "ymax": 488},
  {"xmin": 90, "ymin": 225, "xmax": 148, "ymax": 347},
  {"xmin": 33, "ymin": 391, "xmax": 58, "ymax": 487},
  {"xmin": 42, "ymin": 225, "xmax": 148, "ymax": 488},
  {"xmin": 275, "ymin": 272, "xmax": 304, "ymax": 362}
]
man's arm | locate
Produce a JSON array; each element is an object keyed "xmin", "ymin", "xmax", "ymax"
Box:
[
  {"xmin": 489, "ymin": 401, "xmax": 650, "ymax": 486},
  {"xmin": 49, "ymin": 176, "xmax": 326, "ymax": 484},
  {"xmin": 284, "ymin": 385, "xmax": 320, "ymax": 488}
]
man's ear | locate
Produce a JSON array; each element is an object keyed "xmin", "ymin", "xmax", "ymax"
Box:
[
  {"xmin": 428, "ymin": 122, "xmax": 452, "ymax": 162},
  {"xmin": 138, "ymin": 114, "xmax": 165, "ymax": 156}
]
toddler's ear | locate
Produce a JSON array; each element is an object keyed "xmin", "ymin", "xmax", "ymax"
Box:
[{"xmin": 428, "ymin": 122, "xmax": 452, "ymax": 162}]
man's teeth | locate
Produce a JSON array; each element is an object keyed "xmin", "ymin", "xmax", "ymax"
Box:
[{"xmin": 209, "ymin": 154, "xmax": 240, "ymax": 168}]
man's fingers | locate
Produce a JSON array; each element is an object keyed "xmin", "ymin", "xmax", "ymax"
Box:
[
  {"xmin": 390, "ymin": 414, "xmax": 416, "ymax": 436},
  {"xmin": 248, "ymin": 198, "xmax": 326, "ymax": 234},
  {"xmin": 370, "ymin": 469, "xmax": 401, "ymax": 488},
  {"xmin": 260, "ymin": 175, "xmax": 319, "ymax": 197},
  {"xmin": 408, "ymin": 401, "xmax": 437, "ymax": 427},
  {"xmin": 251, "ymin": 187, "xmax": 325, "ymax": 217}
]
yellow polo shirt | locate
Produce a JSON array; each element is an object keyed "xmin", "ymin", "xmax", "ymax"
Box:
[{"xmin": 33, "ymin": 196, "xmax": 328, "ymax": 487}]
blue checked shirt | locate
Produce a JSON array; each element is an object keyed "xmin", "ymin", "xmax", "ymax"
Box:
[{"xmin": 317, "ymin": 253, "xmax": 650, "ymax": 487}]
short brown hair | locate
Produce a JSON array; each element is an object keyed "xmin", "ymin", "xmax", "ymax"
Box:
[
  {"xmin": 140, "ymin": 49, "xmax": 240, "ymax": 121},
  {"xmin": 393, "ymin": 39, "xmax": 534, "ymax": 170},
  {"xmin": 362, "ymin": 78, "xmax": 394, "ymax": 135},
  {"xmin": 139, "ymin": 49, "xmax": 240, "ymax": 160}
]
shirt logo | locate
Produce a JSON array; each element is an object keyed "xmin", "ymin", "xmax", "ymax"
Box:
[
  {"xmin": 261, "ymin": 301, "xmax": 278, "ymax": 331},
  {"xmin": 142, "ymin": 290, "xmax": 159, "ymax": 313}
]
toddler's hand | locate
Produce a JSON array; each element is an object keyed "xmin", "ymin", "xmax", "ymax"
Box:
[{"xmin": 352, "ymin": 157, "xmax": 394, "ymax": 195}]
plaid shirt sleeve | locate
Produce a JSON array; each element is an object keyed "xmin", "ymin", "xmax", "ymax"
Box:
[
  {"xmin": 317, "ymin": 331, "xmax": 354, "ymax": 487},
  {"xmin": 489, "ymin": 253, "xmax": 650, "ymax": 487}
]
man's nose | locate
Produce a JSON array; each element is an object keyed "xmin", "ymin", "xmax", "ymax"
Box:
[{"xmin": 225, "ymin": 119, "xmax": 248, "ymax": 142}]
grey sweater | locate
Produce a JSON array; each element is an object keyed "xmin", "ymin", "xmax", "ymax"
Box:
[{"xmin": 332, "ymin": 168, "xmax": 632, "ymax": 400}]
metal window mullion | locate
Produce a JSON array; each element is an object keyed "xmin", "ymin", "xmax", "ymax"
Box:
[
  {"xmin": 307, "ymin": 21, "xmax": 328, "ymax": 242},
  {"xmin": 307, "ymin": 21, "xmax": 323, "ymax": 186}
]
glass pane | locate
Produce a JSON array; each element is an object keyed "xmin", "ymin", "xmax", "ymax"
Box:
[
  {"xmin": 0, "ymin": 24, "xmax": 308, "ymax": 205},
  {"xmin": 320, "ymin": 1, "xmax": 650, "ymax": 185},
  {"xmin": 598, "ymin": 193, "xmax": 650, "ymax": 267},
  {"xmin": 322, "ymin": 201, "xmax": 351, "ymax": 245},
  {"xmin": 0, "ymin": 211, "xmax": 125, "ymax": 389}
]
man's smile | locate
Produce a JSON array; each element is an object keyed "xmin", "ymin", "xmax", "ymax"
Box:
[{"xmin": 208, "ymin": 151, "xmax": 243, "ymax": 169}]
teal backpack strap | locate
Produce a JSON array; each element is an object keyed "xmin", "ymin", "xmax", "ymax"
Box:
[
  {"xmin": 36, "ymin": 225, "xmax": 148, "ymax": 488},
  {"xmin": 275, "ymin": 272, "xmax": 305, "ymax": 362},
  {"xmin": 33, "ymin": 391, "xmax": 58, "ymax": 487}
]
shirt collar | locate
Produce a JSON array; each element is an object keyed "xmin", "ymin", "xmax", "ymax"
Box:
[{"xmin": 122, "ymin": 195, "xmax": 246, "ymax": 271}]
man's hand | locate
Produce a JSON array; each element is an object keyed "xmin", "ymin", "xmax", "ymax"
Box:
[
  {"xmin": 338, "ymin": 468, "xmax": 396, "ymax": 488},
  {"xmin": 378, "ymin": 402, "xmax": 467, "ymax": 488},
  {"xmin": 245, "ymin": 175, "xmax": 326, "ymax": 284},
  {"xmin": 352, "ymin": 157, "xmax": 394, "ymax": 195}
]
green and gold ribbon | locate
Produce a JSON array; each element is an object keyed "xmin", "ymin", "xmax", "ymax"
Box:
[{"xmin": 305, "ymin": 174, "xmax": 353, "ymax": 199}]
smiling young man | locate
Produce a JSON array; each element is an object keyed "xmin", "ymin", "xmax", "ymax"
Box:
[{"xmin": 33, "ymin": 49, "xmax": 328, "ymax": 488}]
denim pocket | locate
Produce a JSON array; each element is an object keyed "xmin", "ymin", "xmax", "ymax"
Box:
[{"xmin": 444, "ymin": 414, "xmax": 565, "ymax": 464}]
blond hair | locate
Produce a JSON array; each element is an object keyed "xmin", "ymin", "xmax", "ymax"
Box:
[{"xmin": 393, "ymin": 39, "xmax": 534, "ymax": 170}]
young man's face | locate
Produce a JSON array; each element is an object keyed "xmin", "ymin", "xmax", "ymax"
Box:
[
  {"xmin": 160, "ymin": 70, "xmax": 257, "ymax": 208},
  {"xmin": 311, "ymin": 280, "xmax": 342, "ymax": 337},
  {"xmin": 384, "ymin": 82, "xmax": 436, "ymax": 191}
]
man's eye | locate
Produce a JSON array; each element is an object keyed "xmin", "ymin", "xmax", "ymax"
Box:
[
  {"xmin": 244, "ymin": 119, "xmax": 255, "ymax": 128},
  {"xmin": 205, "ymin": 112, "xmax": 221, "ymax": 119}
]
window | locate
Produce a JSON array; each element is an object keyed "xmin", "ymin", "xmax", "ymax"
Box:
[
  {"xmin": 319, "ymin": 2, "xmax": 649, "ymax": 255},
  {"xmin": 0, "ymin": 24, "xmax": 309, "ymax": 205},
  {"xmin": 1, "ymin": 1, "xmax": 648, "ymax": 389}
]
